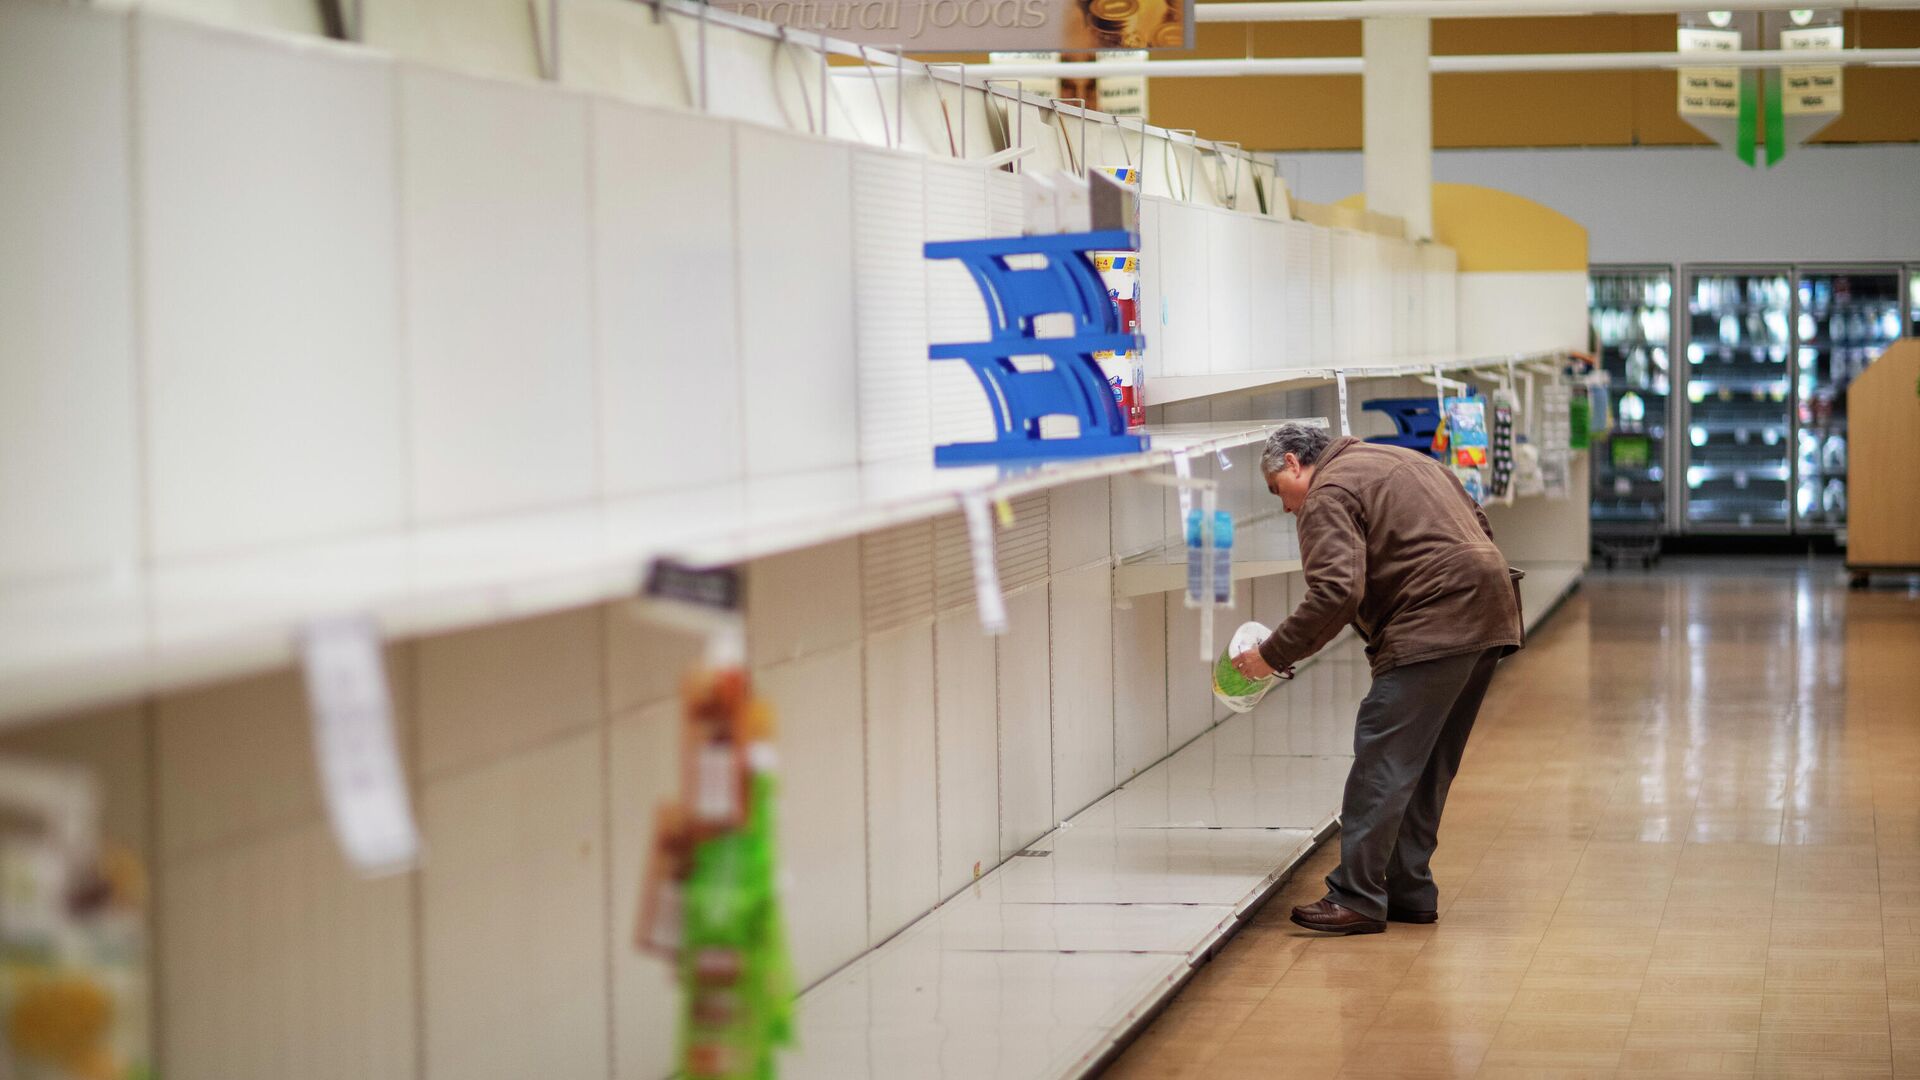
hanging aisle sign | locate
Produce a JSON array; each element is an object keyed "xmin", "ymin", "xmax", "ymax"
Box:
[
  {"xmin": 714, "ymin": 0, "xmax": 1191, "ymax": 51},
  {"xmin": 1676, "ymin": 26, "xmax": 1741, "ymax": 119},
  {"xmin": 1676, "ymin": 18, "xmax": 1759, "ymax": 165},
  {"xmin": 1678, "ymin": 9, "xmax": 1846, "ymax": 169},
  {"xmin": 1772, "ymin": 16, "xmax": 1845, "ymax": 160}
]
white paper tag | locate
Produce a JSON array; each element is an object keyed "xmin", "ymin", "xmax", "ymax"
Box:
[
  {"xmin": 1172, "ymin": 452, "xmax": 1194, "ymax": 520},
  {"xmin": 962, "ymin": 496, "xmax": 1009, "ymax": 635},
  {"xmin": 1334, "ymin": 370, "xmax": 1351, "ymax": 436},
  {"xmin": 694, "ymin": 743, "xmax": 741, "ymax": 825},
  {"xmin": 302, "ymin": 616, "xmax": 421, "ymax": 877},
  {"xmin": 645, "ymin": 880, "xmax": 685, "ymax": 953}
]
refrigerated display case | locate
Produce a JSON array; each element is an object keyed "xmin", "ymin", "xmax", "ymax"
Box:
[
  {"xmin": 1681, "ymin": 268, "xmax": 1794, "ymax": 531},
  {"xmin": 1587, "ymin": 267, "xmax": 1673, "ymax": 540},
  {"xmin": 1792, "ymin": 268, "xmax": 1903, "ymax": 534}
]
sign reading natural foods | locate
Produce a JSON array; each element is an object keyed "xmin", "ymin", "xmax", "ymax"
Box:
[
  {"xmin": 1676, "ymin": 8, "xmax": 1844, "ymax": 168},
  {"xmin": 714, "ymin": 0, "xmax": 1191, "ymax": 51}
]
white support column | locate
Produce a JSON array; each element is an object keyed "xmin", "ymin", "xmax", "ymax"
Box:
[{"xmin": 1362, "ymin": 16, "xmax": 1432, "ymax": 240}]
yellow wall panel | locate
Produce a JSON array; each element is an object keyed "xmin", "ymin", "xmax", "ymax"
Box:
[{"xmin": 1339, "ymin": 183, "xmax": 1588, "ymax": 272}]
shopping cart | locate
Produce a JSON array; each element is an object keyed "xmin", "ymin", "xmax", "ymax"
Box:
[{"xmin": 1593, "ymin": 517, "xmax": 1662, "ymax": 570}]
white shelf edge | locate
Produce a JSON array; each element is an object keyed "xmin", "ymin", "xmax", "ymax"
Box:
[
  {"xmin": 1145, "ymin": 349, "xmax": 1566, "ymax": 406},
  {"xmin": 0, "ymin": 419, "xmax": 1312, "ymax": 729},
  {"xmin": 1112, "ymin": 557, "xmax": 1306, "ymax": 600},
  {"xmin": 1111, "ymin": 511, "xmax": 1305, "ymax": 599}
]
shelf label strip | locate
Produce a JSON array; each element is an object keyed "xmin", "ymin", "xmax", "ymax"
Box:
[
  {"xmin": 1335, "ymin": 370, "xmax": 1351, "ymax": 437},
  {"xmin": 301, "ymin": 615, "xmax": 421, "ymax": 878},
  {"xmin": 962, "ymin": 495, "xmax": 1009, "ymax": 635},
  {"xmin": 1173, "ymin": 451, "xmax": 1194, "ymax": 520}
]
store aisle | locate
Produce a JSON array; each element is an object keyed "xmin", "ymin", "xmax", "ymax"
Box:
[{"xmin": 1103, "ymin": 558, "xmax": 1920, "ymax": 1079}]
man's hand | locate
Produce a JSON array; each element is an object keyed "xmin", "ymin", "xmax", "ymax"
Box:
[{"xmin": 1231, "ymin": 650, "xmax": 1276, "ymax": 680}]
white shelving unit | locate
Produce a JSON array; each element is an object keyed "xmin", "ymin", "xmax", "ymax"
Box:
[
  {"xmin": 0, "ymin": 5, "xmax": 1593, "ymax": 1080},
  {"xmin": 1144, "ymin": 349, "xmax": 1565, "ymax": 408}
]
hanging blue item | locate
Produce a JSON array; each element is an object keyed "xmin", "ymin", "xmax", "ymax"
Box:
[{"xmin": 923, "ymin": 229, "xmax": 1150, "ymax": 465}]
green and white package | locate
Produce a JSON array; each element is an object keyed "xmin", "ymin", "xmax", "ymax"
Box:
[{"xmin": 1213, "ymin": 621, "xmax": 1280, "ymax": 714}]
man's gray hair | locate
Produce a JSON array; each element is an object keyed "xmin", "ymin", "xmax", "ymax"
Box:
[{"xmin": 1261, "ymin": 423, "xmax": 1332, "ymax": 475}]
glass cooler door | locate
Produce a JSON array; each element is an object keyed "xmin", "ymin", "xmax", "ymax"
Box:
[
  {"xmin": 1792, "ymin": 268, "xmax": 1903, "ymax": 534},
  {"xmin": 1681, "ymin": 268, "xmax": 1793, "ymax": 532},
  {"xmin": 1587, "ymin": 267, "xmax": 1673, "ymax": 533}
]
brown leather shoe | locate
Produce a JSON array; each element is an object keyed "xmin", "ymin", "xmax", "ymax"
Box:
[
  {"xmin": 1289, "ymin": 899, "xmax": 1386, "ymax": 935},
  {"xmin": 1387, "ymin": 906, "xmax": 1438, "ymax": 924}
]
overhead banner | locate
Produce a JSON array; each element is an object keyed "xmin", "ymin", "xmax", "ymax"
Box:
[{"xmin": 716, "ymin": 0, "xmax": 1191, "ymax": 51}]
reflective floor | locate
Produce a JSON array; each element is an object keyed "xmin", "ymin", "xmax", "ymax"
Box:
[{"xmin": 1105, "ymin": 557, "xmax": 1920, "ymax": 1079}]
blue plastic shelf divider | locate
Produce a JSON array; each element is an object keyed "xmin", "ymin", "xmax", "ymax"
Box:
[
  {"xmin": 923, "ymin": 229, "xmax": 1150, "ymax": 465},
  {"xmin": 1362, "ymin": 397, "xmax": 1442, "ymax": 455}
]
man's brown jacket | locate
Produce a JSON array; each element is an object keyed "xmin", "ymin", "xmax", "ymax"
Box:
[{"xmin": 1257, "ymin": 436, "xmax": 1525, "ymax": 677}]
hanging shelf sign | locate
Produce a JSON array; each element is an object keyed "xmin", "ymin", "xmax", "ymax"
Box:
[
  {"xmin": 709, "ymin": 0, "xmax": 1191, "ymax": 51},
  {"xmin": 924, "ymin": 228, "xmax": 1151, "ymax": 465}
]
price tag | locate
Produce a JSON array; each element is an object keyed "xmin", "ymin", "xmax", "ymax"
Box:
[
  {"xmin": 1335, "ymin": 370, "xmax": 1351, "ymax": 436},
  {"xmin": 302, "ymin": 616, "xmax": 421, "ymax": 877},
  {"xmin": 640, "ymin": 559, "xmax": 744, "ymax": 665},
  {"xmin": 962, "ymin": 496, "xmax": 1009, "ymax": 635},
  {"xmin": 1172, "ymin": 451, "xmax": 1194, "ymax": 520}
]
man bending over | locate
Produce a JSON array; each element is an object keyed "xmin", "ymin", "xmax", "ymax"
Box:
[{"xmin": 1233, "ymin": 423, "xmax": 1524, "ymax": 935}]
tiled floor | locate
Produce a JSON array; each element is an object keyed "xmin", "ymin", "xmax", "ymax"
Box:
[{"xmin": 1105, "ymin": 558, "xmax": 1920, "ymax": 1079}]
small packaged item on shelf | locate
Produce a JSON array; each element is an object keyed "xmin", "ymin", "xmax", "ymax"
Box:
[
  {"xmin": 628, "ymin": 560, "xmax": 793, "ymax": 1080},
  {"xmin": 0, "ymin": 765, "xmax": 154, "ymax": 1080},
  {"xmin": 1092, "ymin": 251, "xmax": 1144, "ymax": 426},
  {"xmin": 1443, "ymin": 396, "xmax": 1489, "ymax": 468},
  {"xmin": 1822, "ymin": 434, "xmax": 1847, "ymax": 474},
  {"xmin": 1213, "ymin": 621, "xmax": 1290, "ymax": 713},
  {"xmin": 1184, "ymin": 509, "xmax": 1234, "ymax": 608},
  {"xmin": 1454, "ymin": 465, "xmax": 1489, "ymax": 505},
  {"xmin": 1513, "ymin": 439, "xmax": 1547, "ymax": 499},
  {"xmin": 1488, "ymin": 391, "xmax": 1516, "ymax": 502},
  {"xmin": 669, "ymin": 671, "xmax": 795, "ymax": 1080}
]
